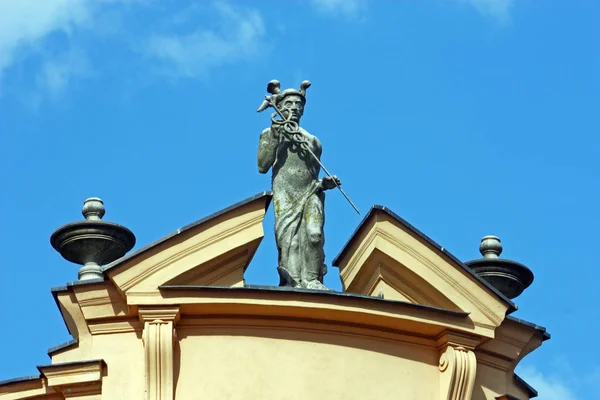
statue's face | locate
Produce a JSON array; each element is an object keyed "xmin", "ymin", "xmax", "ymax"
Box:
[{"xmin": 281, "ymin": 95, "xmax": 304, "ymax": 122}]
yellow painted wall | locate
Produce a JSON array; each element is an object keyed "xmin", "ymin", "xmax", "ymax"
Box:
[
  {"xmin": 176, "ymin": 326, "xmax": 439, "ymax": 400},
  {"xmin": 51, "ymin": 332, "xmax": 145, "ymax": 400}
]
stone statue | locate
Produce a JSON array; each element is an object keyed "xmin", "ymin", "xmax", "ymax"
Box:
[{"xmin": 257, "ymin": 80, "xmax": 340, "ymax": 290}]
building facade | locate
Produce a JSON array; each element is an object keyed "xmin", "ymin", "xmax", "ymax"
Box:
[{"xmin": 0, "ymin": 192, "xmax": 548, "ymax": 399}]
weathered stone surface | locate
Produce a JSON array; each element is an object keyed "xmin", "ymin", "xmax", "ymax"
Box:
[{"xmin": 257, "ymin": 80, "xmax": 339, "ymax": 290}]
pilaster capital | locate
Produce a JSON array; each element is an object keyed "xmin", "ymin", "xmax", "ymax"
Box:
[
  {"xmin": 138, "ymin": 306, "xmax": 180, "ymax": 325},
  {"xmin": 436, "ymin": 331, "xmax": 480, "ymax": 351}
]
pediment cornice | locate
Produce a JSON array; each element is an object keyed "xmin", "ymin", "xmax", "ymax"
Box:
[{"xmin": 333, "ymin": 206, "xmax": 515, "ymax": 334}]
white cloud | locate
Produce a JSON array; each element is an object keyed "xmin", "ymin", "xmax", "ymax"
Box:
[
  {"xmin": 465, "ymin": 0, "xmax": 513, "ymax": 21},
  {"xmin": 518, "ymin": 365, "xmax": 579, "ymax": 400},
  {"xmin": 143, "ymin": 2, "xmax": 266, "ymax": 78},
  {"xmin": 310, "ymin": 0, "xmax": 365, "ymax": 18},
  {"xmin": 0, "ymin": 1, "xmax": 267, "ymax": 100},
  {"xmin": 0, "ymin": 0, "xmax": 91, "ymax": 78}
]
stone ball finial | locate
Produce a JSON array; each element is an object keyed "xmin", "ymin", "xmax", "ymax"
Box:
[
  {"xmin": 82, "ymin": 197, "xmax": 105, "ymax": 221},
  {"xmin": 479, "ymin": 235, "xmax": 502, "ymax": 259}
]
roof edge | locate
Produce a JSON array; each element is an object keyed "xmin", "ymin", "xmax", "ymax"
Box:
[
  {"xmin": 50, "ymin": 286, "xmax": 73, "ymax": 337},
  {"xmin": 50, "ymin": 279, "xmax": 107, "ymax": 338},
  {"xmin": 0, "ymin": 375, "xmax": 41, "ymax": 387},
  {"xmin": 47, "ymin": 338, "xmax": 79, "ymax": 357},
  {"xmin": 37, "ymin": 359, "xmax": 106, "ymax": 373},
  {"xmin": 103, "ymin": 191, "xmax": 272, "ymax": 273},
  {"xmin": 506, "ymin": 315, "xmax": 551, "ymax": 341},
  {"xmin": 514, "ymin": 373, "xmax": 538, "ymax": 398}
]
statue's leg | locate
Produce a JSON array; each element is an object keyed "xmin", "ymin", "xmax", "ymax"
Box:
[
  {"xmin": 301, "ymin": 193, "xmax": 328, "ymax": 290},
  {"xmin": 285, "ymin": 234, "xmax": 302, "ymax": 286},
  {"xmin": 274, "ymin": 196, "xmax": 303, "ymax": 288}
]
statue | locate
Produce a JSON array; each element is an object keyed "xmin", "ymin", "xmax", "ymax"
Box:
[{"xmin": 256, "ymin": 80, "xmax": 342, "ymax": 290}]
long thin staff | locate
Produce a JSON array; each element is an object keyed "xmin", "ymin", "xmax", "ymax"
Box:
[{"xmin": 265, "ymin": 96, "xmax": 361, "ymax": 215}]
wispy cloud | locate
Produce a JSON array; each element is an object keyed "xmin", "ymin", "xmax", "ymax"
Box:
[
  {"xmin": 0, "ymin": 0, "xmax": 91, "ymax": 80},
  {"xmin": 464, "ymin": 0, "xmax": 513, "ymax": 21},
  {"xmin": 519, "ymin": 365, "xmax": 579, "ymax": 400},
  {"xmin": 0, "ymin": 1, "xmax": 268, "ymax": 101},
  {"xmin": 143, "ymin": 2, "xmax": 266, "ymax": 79},
  {"xmin": 310, "ymin": 0, "xmax": 366, "ymax": 19}
]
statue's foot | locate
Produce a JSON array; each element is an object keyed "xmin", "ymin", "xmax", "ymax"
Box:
[
  {"xmin": 277, "ymin": 267, "xmax": 300, "ymax": 288},
  {"xmin": 304, "ymin": 279, "xmax": 329, "ymax": 291}
]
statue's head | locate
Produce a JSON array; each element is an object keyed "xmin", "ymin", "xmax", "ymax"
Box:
[
  {"xmin": 280, "ymin": 94, "xmax": 304, "ymax": 122},
  {"xmin": 257, "ymin": 80, "xmax": 311, "ymax": 123}
]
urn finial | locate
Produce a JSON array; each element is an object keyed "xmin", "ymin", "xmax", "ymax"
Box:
[
  {"xmin": 479, "ymin": 235, "xmax": 502, "ymax": 259},
  {"xmin": 466, "ymin": 235, "xmax": 533, "ymax": 300},
  {"xmin": 82, "ymin": 197, "xmax": 105, "ymax": 221},
  {"xmin": 51, "ymin": 197, "xmax": 136, "ymax": 281}
]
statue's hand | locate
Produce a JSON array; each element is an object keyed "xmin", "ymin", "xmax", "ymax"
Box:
[
  {"xmin": 321, "ymin": 176, "xmax": 341, "ymax": 191},
  {"xmin": 270, "ymin": 125, "xmax": 281, "ymax": 139}
]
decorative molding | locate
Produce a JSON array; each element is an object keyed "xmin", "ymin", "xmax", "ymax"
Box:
[
  {"xmin": 177, "ymin": 315, "xmax": 437, "ymax": 350},
  {"xmin": 437, "ymin": 332, "xmax": 478, "ymax": 400},
  {"xmin": 377, "ymin": 228, "xmax": 505, "ymax": 326},
  {"xmin": 438, "ymin": 346, "xmax": 477, "ymax": 400},
  {"xmin": 139, "ymin": 307, "xmax": 181, "ymax": 324},
  {"xmin": 475, "ymin": 351, "xmax": 513, "ymax": 371},
  {"xmin": 379, "ymin": 263, "xmax": 433, "ymax": 304},
  {"xmin": 0, "ymin": 377, "xmax": 54, "ymax": 399},
  {"xmin": 120, "ymin": 215, "xmax": 264, "ymax": 292},
  {"xmin": 436, "ymin": 332, "xmax": 480, "ymax": 350},
  {"xmin": 340, "ymin": 225, "xmax": 379, "ymax": 282},
  {"xmin": 340, "ymin": 222, "xmax": 506, "ymax": 327},
  {"xmin": 87, "ymin": 317, "xmax": 143, "ymax": 335},
  {"xmin": 166, "ymin": 248, "xmax": 249, "ymax": 287},
  {"xmin": 362, "ymin": 264, "xmax": 386, "ymax": 296},
  {"xmin": 472, "ymin": 321, "xmax": 498, "ymax": 331},
  {"xmin": 140, "ymin": 306, "xmax": 180, "ymax": 400},
  {"xmin": 38, "ymin": 360, "xmax": 105, "ymax": 399}
]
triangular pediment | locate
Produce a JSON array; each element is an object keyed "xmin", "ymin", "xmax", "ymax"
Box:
[
  {"xmin": 333, "ymin": 206, "xmax": 514, "ymax": 335},
  {"xmin": 103, "ymin": 192, "xmax": 272, "ymax": 303}
]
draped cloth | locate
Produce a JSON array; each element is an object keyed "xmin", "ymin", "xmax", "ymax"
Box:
[
  {"xmin": 274, "ymin": 177, "xmax": 326, "ymax": 288},
  {"xmin": 258, "ymin": 124, "xmax": 328, "ymax": 289}
]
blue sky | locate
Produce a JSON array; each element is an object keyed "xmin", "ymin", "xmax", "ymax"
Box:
[{"xmin": 0, "ymin": 1, "xmax": 598, "ymax": 398}]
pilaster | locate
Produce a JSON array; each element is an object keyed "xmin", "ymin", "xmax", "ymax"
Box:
[
  {"xmin": 437, "ymin": 332, "xmax": 479, "ymax": 400},
  {"xmin": 139, "ymin": 306, "xmax": 180, "ymax": 400}
]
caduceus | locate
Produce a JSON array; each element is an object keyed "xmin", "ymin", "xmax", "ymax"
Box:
[{"xmin": 257, "ymin": 80, "xmax": 360, "ymax": 215}]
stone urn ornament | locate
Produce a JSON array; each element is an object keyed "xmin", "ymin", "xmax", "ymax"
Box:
[
  {"xmin": 465, "ymin": 235, "xmax": 534, "ymax": 299},
  {"xmin": 51, "ymin": 197, "xmax": 136, "ymax": 280}
]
